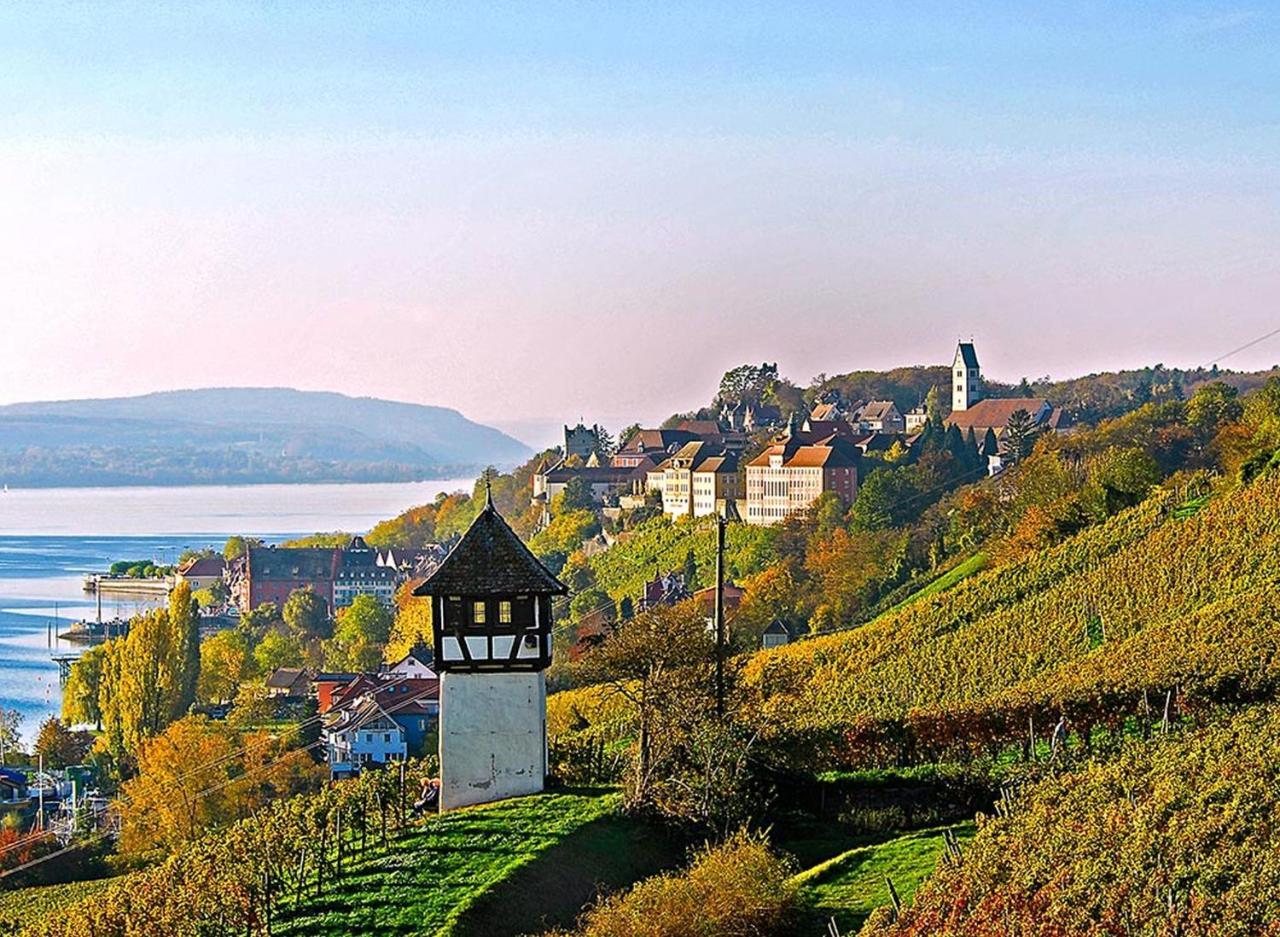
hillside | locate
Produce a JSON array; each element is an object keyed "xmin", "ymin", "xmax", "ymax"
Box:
[{"xmin": 0, "ymin": 388, "xmax": 531, "ymax": 486}]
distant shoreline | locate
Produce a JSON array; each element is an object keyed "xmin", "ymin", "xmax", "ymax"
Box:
[{"xmin": 0, "ymin": 472, "xmax": 493, "ymax": 492}]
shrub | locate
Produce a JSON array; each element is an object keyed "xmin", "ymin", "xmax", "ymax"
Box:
[{"xmin": 552, "ymin": 829, "xmax": 798, "ymax": 937}]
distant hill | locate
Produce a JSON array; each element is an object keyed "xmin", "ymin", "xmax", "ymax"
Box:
[{"xmin": 0, "ymin": 388, "xmax": 532, "ymax": 487}]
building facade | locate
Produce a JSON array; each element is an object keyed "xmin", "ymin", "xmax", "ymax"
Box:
[
  {"xmin": 658, "ymin": 442, "xmax": 741, "ymax": 519},
  {"xmin": 745, "ymin": 436, "xmax": 859, "ymax": 525}
]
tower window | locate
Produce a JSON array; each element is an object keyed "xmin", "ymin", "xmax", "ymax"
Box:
[
  {"xmin": 473, "ymin": 601, "xmax": 486, "ymax": 624},
  {"xmin": 500, "ymin": 600, "xmax": 512, "ymax": 623}
]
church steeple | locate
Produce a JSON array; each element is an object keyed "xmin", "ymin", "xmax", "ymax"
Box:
[{"xmin": 953, "ymin": 341, "xmax": 982, "ymax": 412}]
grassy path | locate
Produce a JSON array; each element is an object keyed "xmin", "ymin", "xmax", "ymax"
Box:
[
  {"xmin": 794, "ymin": 823, "xmax": 975, "ymax": 933},
  {"xmin": 272, "ymin": 788, "xmax": 679, "ymax": 937}
]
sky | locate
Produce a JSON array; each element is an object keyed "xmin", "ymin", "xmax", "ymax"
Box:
[{"xmin": 1, "ymin": 2, "xmax": 1277, "ymax": 446}]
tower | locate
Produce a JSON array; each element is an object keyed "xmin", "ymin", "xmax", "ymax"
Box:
[
  {"xmin": 953, "ymin": 341, "xmax": 981, "ymax": 412},
  {"xmin": 413, "ymin": 490, "xmax": 567, "ymax": 811}
]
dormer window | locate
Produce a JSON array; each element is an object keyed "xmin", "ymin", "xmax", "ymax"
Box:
[
  {"xmin": 473, "ymin": 601, "xmax": 486, "ymax": 624},
  {"xmin": 500, "ymin": 601, "xmax": 512, "ymax": 623}
]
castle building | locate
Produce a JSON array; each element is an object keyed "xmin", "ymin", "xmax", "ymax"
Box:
[{"xmin": 413, "ymin": 490, "xmax": 567, "ymax": 811}]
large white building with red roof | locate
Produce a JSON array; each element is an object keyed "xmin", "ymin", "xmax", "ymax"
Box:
[{"xmin": 744, "ymin": 422, "xmax": 859, "ymax": 525}]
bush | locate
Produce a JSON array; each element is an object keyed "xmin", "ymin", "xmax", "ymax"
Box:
[{"xmin": 551, "ymin": 829, "xmax": 798, "ymax": 937}]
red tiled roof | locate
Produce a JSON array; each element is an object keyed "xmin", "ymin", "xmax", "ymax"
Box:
[{"xmin": 947, "ymin": 398, "xmax": 1052, "ymax": 433}]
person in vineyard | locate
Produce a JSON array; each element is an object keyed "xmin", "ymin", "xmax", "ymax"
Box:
[
  {"xmin": 413, "ymin": 776, "xmax": 440, "ymax": 816},
  {"xmin": 1051, "ymin": 715, "xmax": 1068, "ymax": 759}
]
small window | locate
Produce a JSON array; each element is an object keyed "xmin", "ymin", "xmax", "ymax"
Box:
[
  {"xmin": 473, "ymin": 601, "xmax": 486, "ymax": 624},
  {"xmin": 500, "ymin": 600, "xmax": 512, "ymax": 623}
]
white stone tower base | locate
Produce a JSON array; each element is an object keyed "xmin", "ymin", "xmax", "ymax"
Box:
[{"xmin": 439, "ymin": 671, "xmax": 547, "ymax": 811}]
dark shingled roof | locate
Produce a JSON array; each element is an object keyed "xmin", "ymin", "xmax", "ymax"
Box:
[
  {"xmin": 956, "ymin": 342, "xmax": 980, "ymax": 369},
  {"xmin": 414, "ymin": 499, "xmax": 567, "ymax": 597}
]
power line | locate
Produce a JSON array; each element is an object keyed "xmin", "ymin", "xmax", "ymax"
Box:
[{"xmin": 1199, "ymin": 325, "xmax": 1280, "ymax": 370}]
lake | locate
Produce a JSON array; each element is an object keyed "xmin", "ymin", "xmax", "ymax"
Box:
[{"xmin": 0, "ymin": 480, "xmax": 475, "ymax": 742}]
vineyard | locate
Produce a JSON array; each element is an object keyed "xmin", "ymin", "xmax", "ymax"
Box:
[
  {"xmin": 19, "ymin": 762, "xmax": 432, "ymax": 937},
  {"xmin": 860, "ymin": 704, "xmax": 1280, "ymax": 936}
]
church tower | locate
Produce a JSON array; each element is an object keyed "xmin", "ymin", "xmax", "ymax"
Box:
[
  {"xmin": 952, "ymin": 342, "xmax": 982, "ymax": 412},
  {"xmin": 414, "ymin": 489, "xmax": 567, "ymax": 811}
]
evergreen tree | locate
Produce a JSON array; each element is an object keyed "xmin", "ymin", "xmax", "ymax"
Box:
[
  {"xmin": 682, "ymin": 549, "xmax": 698, "ymax": 590},
  {"xmin": 1003, "ymin": 409, "xmax": 1039, "ymax": 464},
  {"xmin": 944, "ymin": 423, "xmax": 971, "ymax": 478},
  {"xmin": 965, "ymin": 427, "xmax": 981, "ymax": 468}
]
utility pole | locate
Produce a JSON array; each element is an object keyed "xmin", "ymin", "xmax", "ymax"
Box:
[
  {"xmin": 37, "ymin": 755, "xmax": 43, "ymax": 831},
  {"xmin": 714, "ymin": 512, "xmax": 726, "ymax": 718}
]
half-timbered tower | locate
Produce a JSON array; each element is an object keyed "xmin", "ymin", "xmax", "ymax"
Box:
[{"xmin": 413, "ymin": 489, "xmax": 567, "ymax": 810}]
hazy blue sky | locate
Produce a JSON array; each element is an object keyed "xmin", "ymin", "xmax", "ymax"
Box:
[{"xmin": 2, "ymin": 2, "xmax": 1277, "ymax": 441}]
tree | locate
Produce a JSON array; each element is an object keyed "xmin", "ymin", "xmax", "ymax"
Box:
[
  {"xmin": 253, "ymin": 630, "xmax": 304, "ymax": 674},
  {"xmin": 238, "ymin": 602, "xmax": 283, "ymax": 642},
  {"xmin": 34, "ymin": 717, "xmax": 92, "ymax": 769},
  {"xmin": 117, "ymin": 716, "xmax": 321, "ymax": 860},
  {"xmin": 223, "ymin": 536, "xmax": 250, "ymax": 561},
  {"xmin": 192, "ymin": 580, "xmax": 229, "ymax": 609},
  {"xmin": 283, "ymin": 587, "xmax": 330, "ymax": 639},
  {"xmin": 62, "ymin": 644, "xmax": 106, "ymax": 729},
  {"xmin": 1003, "ymin": 409, "xmax": 1040, "ymax": 464},
  {"xmin": 385, "ymin": 582, "xmax": 433, "ymax": 664},
  {"xmin": 197, "ymin": 630, "xmax": 252, "ymax": 705},
  {"xmin": 716, "ymin": 363, "xmax": 779, "ymax": 407},
  {"xmin": 848, "ymin": 466, "xmax": 921, "ymax": 532},
  {"xmin": 325, "ymin": 595, "xmax": 393, "ymax": 671},
  {"xmin": 1185, "ymin": 381, "xmax": 1243, "ymax": 443},
  {"xmin": 0, "ymin": 710, "xmax": 21, "ymax": 763},
  {"xmin": 924, "ymin": 385, "xmax": 943, "ymax": 423},
  {"xmin": 577, "ymin": 604, "xmax": 715, "ymax": 810},
  {"xmin": 682, "ymin": 548, "xmax": 699, "ymax": 591},
  {"xmin": 559, "ymin": 476, "xmax": 597, "ymax": 514},
  {"xmin": 169, "ymin": 582, "xmax": 200, "ymax": 718}
]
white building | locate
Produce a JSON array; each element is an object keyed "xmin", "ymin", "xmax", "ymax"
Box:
[{"xmin": 325, "ymin": 698, "xmax": 407, "ymax": 778}]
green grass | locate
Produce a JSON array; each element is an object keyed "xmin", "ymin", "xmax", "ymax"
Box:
[
  {"xmin": 0, "ymin": 877, "xmax": 118, "ymax": 932},
  {"xmin": 794, "ymin": 823, "xmax": 975, "ymax": 933},
  {"xmin": 272, "ymin": 788, "xmax": 675, "ymax": 937},
  {"xmin": 882, "ymin": 553, "xmax": 988, "ymax": 616}
]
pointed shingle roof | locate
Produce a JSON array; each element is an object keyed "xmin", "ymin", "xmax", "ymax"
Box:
[{"xmin": 413, "ymin": 501, "xmax": 567, "ymax": 597}]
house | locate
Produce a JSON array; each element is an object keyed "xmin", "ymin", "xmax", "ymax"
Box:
[
  {"xmin": 946, "ymin": 397, "xmax": 1067, "ymax": 440},
  {"xmin": 229, "ymin": 538, "xmax": 424, "ymax": 614},
  {"xmin": 0, "ymin": 768, "xmax": 28, "ymax": 805},
  {"xmin": 692, "ymin": 582, "xmax": 744, "ymax": 614},
  {"xmin": 855, "ymin": 400, "xmax": 905, "ymax": 433},
  {"xmin": 265, "ymin": 667, "xmax": 311, "ymax": 699},
  {"xmin": 657, "ymin": 442, "xmax": 741, "ymax": 519},
  {"xmin": 904, "ymin": 403, "xmax": 929, "ymax": 432},
  {"xmin": 381, "ymin": 645, "xmax": 436, "ymax": 680},
  {"xmin": 639, "ymin": 571, "xmax": 691, "ymax": 611},
  {"xmin": 323, "ymin": 674, "xmax": 440, "ymax": 775},
  {"xmin": 720, "ymin": 401, "xmax": 782, "ymax": 434},
  {"xmin": 761, "ymin": 619, "xmax": 799, "ymax": 649},
  {"xmin": 334, "ymin": 536, "xmax": 398, "ymax": 609},
  {"xmin": 175, "ymin": 555, "xmax": 225, "ymax": 592},
  {"xmin": 313, "ymin": 672, "xmax": 362, "ymax": 713},
  {"xmin": 531, "ymin": 460, "xmax": 639, "ymax": 510},
  {"xmin": 325, "ymin": 698, "xmax": 407, "ymax": 778},
  {"xmin": 228, "ymin": 546, "xmax": 342, "ymax": 614},
  {"xmin": 745, "ymin": 429, "xmax": 860, "ymax": 526},
  {"xmin": 943, "ymin": 341, "xmax": 1070, "ymax": 448}
]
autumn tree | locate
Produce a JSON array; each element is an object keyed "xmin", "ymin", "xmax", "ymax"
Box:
[
  {"xmin": 117, "ymin": 716, "xmax": 322, "ymax": 860},
  {"xmin": 197, "ymin": 629, "xmax": 252, "ymax": 705},
  {"xmin": 253, "ymin": 629, "xmax": 304, "ymax": 674},
  {"xmin": 386, "ymin": 581, "xmax": 434, "ymax": 663},
  {"xmin": 577, "ymin": 603, "xmax": 715, "ymax": 811},
  {"xmin": 283, "ymin": 587, "xmax": 330, "ymax": 639},
  {"xmin": 325, "ymin": 595, "xmax": 393, "ymax": 671},
  {"xmin": 34, "ymin": 717, "xmax": 92, "ymax": 768},
  {"xmin": 62, "ymin": 644, "xmax": 106, "ymax": 729},
  {"xmin": 169, "ymin": 581, "xmax": 200, "ymax": 718}
]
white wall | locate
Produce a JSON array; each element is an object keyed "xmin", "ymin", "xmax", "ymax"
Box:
[{"xmin": 439, "ymin": 671, "xmax": 546, "ymax": 811}]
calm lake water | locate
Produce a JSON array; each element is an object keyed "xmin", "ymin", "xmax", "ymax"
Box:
[{"xmin": 0, "ymin": 480, "xmax": 474, "ymax": 742}]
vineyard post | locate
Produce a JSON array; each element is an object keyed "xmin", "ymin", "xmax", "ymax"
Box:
[{"xmin": 335, "ymin": 808, "xmax": 343, "ymax": 879}]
